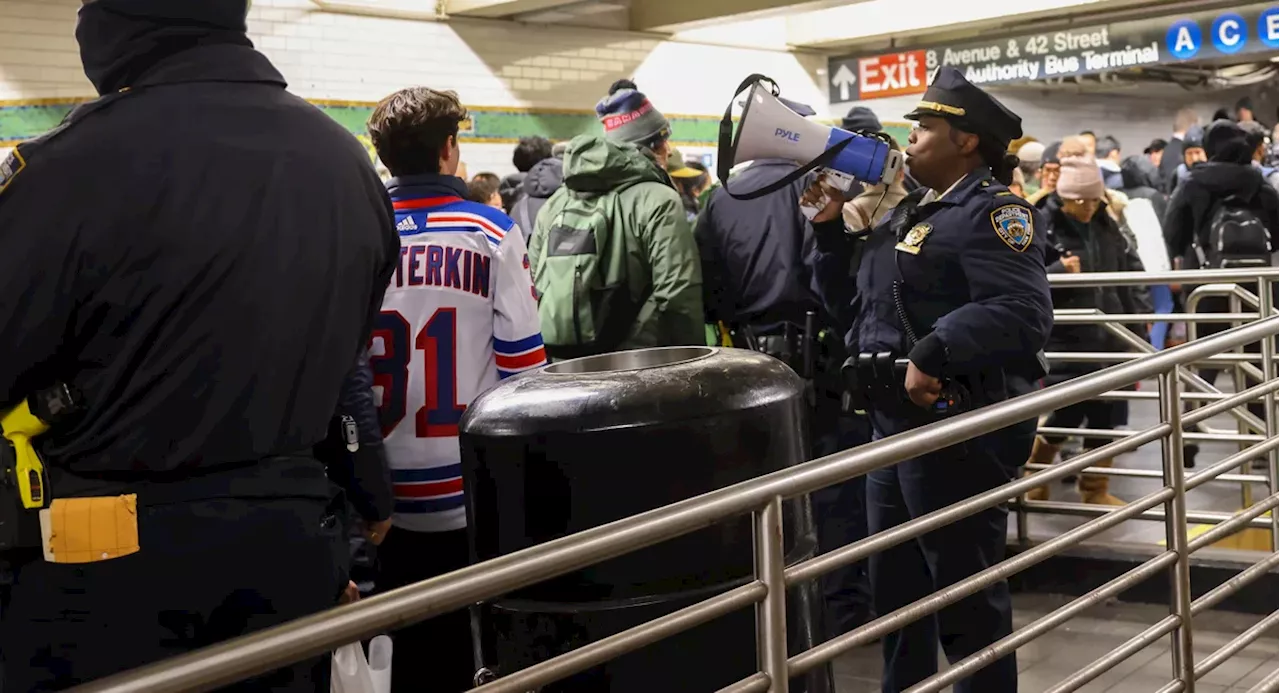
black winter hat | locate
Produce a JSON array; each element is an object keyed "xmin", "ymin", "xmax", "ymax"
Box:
[
  {"xmin": 1042, "ymin": 141, "xmax": 1062, "ymax": 165},
  {"xmin": 841, "ymin": 106, "xmax": 882, "ymax": 133},
  {"xmin": 1204, "ymin": 120, "xmax": 1253, "ymax": 164}
]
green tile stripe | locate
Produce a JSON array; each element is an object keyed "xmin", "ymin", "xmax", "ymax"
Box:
[
  {"xmin": 0, "ymin": 98, "xmax": 727, "ymax": 147},
  {"xmin": 0, "ymin": 102, "xmax": 78, "ymax": 144},
  {"xmin": 1, "ymin": 98, "xmax": 912, "ymax": 164}
]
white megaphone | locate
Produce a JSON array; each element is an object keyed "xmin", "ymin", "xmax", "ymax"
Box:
[{"xmin": 719, "ymin": 77, "xmax": 904, "ymax": 209}]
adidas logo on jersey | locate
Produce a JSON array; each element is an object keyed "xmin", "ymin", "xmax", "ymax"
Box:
[{"xmin": 397, "ymin": 216, "xmax": 419, "ymax": 232}]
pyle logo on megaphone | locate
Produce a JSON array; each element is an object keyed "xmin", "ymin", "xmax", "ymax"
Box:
[{"xmin": 727, "ymin": 79, "xmax": 903, "ymax": 196}]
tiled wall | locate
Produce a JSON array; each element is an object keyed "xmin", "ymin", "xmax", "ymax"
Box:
[
  {"xmin": 7, "ymin": 1, "xmax": 1266, "ymax": 174},
  {"xmin": 0, "ymin": 0, "xmax": 828, "ymax": 175}
]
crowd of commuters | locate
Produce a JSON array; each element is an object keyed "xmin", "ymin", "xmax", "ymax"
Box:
[
  {"xmin": 390, "ymin": 82, "xmax": 1278, "ymax": 692},
  {"xmin": 1, "ymin": 3, "xmax": 1277, "ymax": 693}
]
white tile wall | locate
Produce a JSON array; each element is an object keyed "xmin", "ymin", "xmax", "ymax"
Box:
[
  {"xmin": 0, "ymin": 0, "xmax": 823, "ymax": 175},
  {"xmin": 4, "ymin": 0, "xmax": 1270, "ymax": 176}
]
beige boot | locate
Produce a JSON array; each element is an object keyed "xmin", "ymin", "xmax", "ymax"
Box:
[
  {"xmin": 1078, "ymin": 457, "xmax": 1126, "ymax": 506},
  {"xmin": 1023, "ymin": 436, "xmax": 1060, "ymax": 502}
]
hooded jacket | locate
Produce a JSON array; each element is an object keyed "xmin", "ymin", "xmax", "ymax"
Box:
[
  {"xmin": 1041, "ymin": 194, "xmax": 1152, "ymax": 381},
  {"xmin": 1118, "ymin": 155, "xmax": 1168, "ymax": 218},
  {"xmin": 1099, "ymin": 158, "xmax": 1125, "ymax": 191},
  {"xmin": 499, "ymin": 172, "xmax": 525, "ymax": 212},
  {"xmin": 529, "ymin": 136, "xmax": 703, "ymax": 351},
  {"xmin": 1163, "ymin": 162, "xmax": 1279, "ymax": 267},
  {"xmin": 509, "ymin": 156, "xmax": 564, "ymax": 238},
  {"xmin": 0, "ymin": 0, "xmax": 397, "ymax": 498}
]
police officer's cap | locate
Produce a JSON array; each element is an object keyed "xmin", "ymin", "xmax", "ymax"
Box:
[{"xmin": 904, "ymin": 66, "xmax": 1023, "ymax": 149}]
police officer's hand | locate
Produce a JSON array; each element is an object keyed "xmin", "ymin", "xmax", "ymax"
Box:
[
  {"xmin": 1061, "ymin": 255, "xmax": 1081, "ymax": 273},
  {"xmin": 801, "ymin": 176, "xmax": 844, "ymax": 223},
  {"xmin": 340, "ymin": 581, "xmax": 361, "ymax": 604},
  {"xmin": 905, "ymin": 361, "xmax": 943, "ymax": 409}
]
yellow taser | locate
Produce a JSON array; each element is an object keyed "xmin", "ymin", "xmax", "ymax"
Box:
[{"xmin": 2, "ymin": 400, "xmax": 49, "ymax": 509}]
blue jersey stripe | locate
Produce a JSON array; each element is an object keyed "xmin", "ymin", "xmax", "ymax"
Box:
[
  {"xmin": 395, "ymin": 496, "xmax": 466, "ymax": 514},
  {"xmin": 391, "ymin": 464, "xmax": 462, "ymax": 482},
  {"xmin": 494, "ymin": 334, "xmax": 544, "ymax": 354}
]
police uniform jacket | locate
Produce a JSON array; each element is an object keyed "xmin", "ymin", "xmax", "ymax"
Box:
[
  {"xmin": 696, "ymin": 160, "xmax": 842, "ymax": 333},
  {"xmin": 0, "ymin": 5, "xmax": 398, "ymax": 500},
  {"xmin": 813, "ymin": 168, "xmax": 1053, "ymax": 416}
]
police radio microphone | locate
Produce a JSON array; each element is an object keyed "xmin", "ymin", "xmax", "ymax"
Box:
[{"xmin": 715, "ymin": 74, "xmax": 904, "ymax": 216}]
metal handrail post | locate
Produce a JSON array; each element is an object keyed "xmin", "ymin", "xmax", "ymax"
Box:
[
  {"xmin": 65, "ymin": 318, "xmax": 1280, "ymax": 693},
  {"xmin": 1230, "ymin": 291, "xmax": 1255, "ymax": 510},
  {"xmin": 755, "ymin": 496, "xmax": 788, "ymax": 693},
  {"xmin": 1159, "ymin": 368, "xmax": 1195, "ymax": 692},
  {"xmin": 1103, "ymin": 321, "xmax": 1267, "ymax": 435},
  {"xmin": 1186, "ymin": 283, "xmax": 1264, "ymax": 342},
  {"xmin": 1260, "ymin": 278, "xmax": 1278, "ymax": 550}
]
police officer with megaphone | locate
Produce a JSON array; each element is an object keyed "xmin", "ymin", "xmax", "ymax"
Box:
[{"xmin": 804, "ymin": 66, "xmax": 1053, "ymax": 692}]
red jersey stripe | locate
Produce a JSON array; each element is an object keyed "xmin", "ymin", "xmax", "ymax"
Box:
[
  {"xmin": 393, "ymin": 196, "xmax": 463, "ymax": 210},
  {"xmin": 394, "ymin": 478, "xmax": 464, "ymax": 498},
  {"xmin": 495, "ymin": 347, "xmax": 547, "ymax": 370},
  {"xmin": 429, "ymin": 213, "xmax": 507, "ymax": 238}
]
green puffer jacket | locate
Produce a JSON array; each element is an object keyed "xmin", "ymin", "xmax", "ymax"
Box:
[{"xmin": 529, "ymin": 135, "xmax": 704, "ymax": 354}]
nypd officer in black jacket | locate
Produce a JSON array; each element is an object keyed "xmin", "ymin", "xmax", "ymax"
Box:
[
  {"xmin": 0, "ymin": 1, "xmax": 397, "ymax": 690},
  {"xmin": 807, "ymin": 67, "xmax": 1052, "ymax": 692},
  {"xmin": 697, "ymin": 98, "xmax": 872, "ymax": 639}
]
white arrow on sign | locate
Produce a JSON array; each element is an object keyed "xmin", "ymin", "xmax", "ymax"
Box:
[{"xmin": 831, "ymin": 63, "xmax": 857, "ymax": 101}]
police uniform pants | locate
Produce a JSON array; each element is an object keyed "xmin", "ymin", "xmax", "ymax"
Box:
[
  {"xmin": 810, "ymin": 413, "xmax": 873, "ymax": 638},
  {"xmin": 375, "ymin": 528, "xmax": 473, "ymax": 693},
  {"xmin": 867, "ymin": 413, "xmax": 1036, "ymax": 693},
  {"xmin": 0, "ymin": 495, "xmax": 349, "ymax": 692}
]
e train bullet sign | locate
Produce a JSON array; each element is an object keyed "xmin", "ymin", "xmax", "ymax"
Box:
[{"xmin": 828, "ymin": 2, "xmax": 1280, "ymax": 102}]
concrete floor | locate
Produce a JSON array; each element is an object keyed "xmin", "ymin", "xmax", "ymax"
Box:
[{"xmin": 834, "ymin": 593, "xmax": 1279, "ymax": 692}]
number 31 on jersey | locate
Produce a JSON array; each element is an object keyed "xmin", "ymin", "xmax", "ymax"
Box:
[{"xmin": 369, "ymin": 308, "xmax": 465, "ymax": 438}]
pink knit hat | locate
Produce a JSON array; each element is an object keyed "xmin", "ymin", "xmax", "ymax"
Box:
[{"xmin": 1055, "ymin": 155, "xmax": 1106, "ymax": 201}]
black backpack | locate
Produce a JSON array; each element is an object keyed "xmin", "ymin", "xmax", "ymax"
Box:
[{"xmin": 1196, "ymin": 193, "xmax": 1273, "ymax": 268}]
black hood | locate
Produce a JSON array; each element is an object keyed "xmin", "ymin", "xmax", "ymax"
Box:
[
  {"xmin": 1187, "ymin": 161, "xmax": 1265, "ymax": 198},
  {"xmin": 522, "ymin": 157, "xmax": 565, "ymax": 199},
  {"xmin": 1120, "ymin": 155, "xmax": 1161, "ymax": 191},
  {"xmin": 77, "ymin": 0, "xmax": 252, "ymax": 94}
]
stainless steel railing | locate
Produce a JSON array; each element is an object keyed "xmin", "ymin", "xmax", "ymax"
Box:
[
  {"xmin": 1026, "ymin": 267, "xmax": 1278, "ymax": 550},
  {"xmin": 70, "ymin": 275, "xmax": 1278, "ymax": 693}
]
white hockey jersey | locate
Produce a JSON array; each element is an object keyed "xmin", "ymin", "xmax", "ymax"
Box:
[{"xmin": 372, "ymin": 180, "xmax": 546, "ymax": 533}]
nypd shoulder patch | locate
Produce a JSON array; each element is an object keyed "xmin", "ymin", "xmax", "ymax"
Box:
[
  {"xmin": 0, "ymin": 148, "xmax": 26, "ymax": 197},
  {"xmin": 990, "ymin": 204, "xmax": 1033, "ymax": 252}
]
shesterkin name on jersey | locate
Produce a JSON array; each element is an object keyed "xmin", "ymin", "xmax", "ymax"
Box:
[{"xmin": 394, "ymin": 243, "xmax": 491, "ymax": 295}]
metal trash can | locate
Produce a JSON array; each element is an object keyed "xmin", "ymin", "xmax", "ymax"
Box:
[{"xmin": 460, "ymin": 346, "xmax": 831, "ymax": 692}]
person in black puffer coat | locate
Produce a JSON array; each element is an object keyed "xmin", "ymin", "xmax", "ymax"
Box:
[
  {"xmin": 1026, "ymin": 155, "xmax": 1151, "ymax": 506},
  {"xmin": 1163, "ymin": 120, "xmax": 1278, "ymax": 467},
  {"xmin": 509, "ymin": 153, "xmax": 564, "ymax": 240},
  {"xmin": 500, "ymin": 135, "xmax": 554, "ymax": 212},
  {"xmin": 1119, "ymin": 153, "xmax": 1169, "ymax": 222}
]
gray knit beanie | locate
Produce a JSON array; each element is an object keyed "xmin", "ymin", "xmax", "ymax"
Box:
[{"xmin": 595, "ymin": 79, "xmax": 670, "ymax": 146}]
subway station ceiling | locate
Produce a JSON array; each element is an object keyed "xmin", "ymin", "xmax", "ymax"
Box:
[{"xmin": 327, "ymin": 0, "xmax": 1279, "ymax": 95}]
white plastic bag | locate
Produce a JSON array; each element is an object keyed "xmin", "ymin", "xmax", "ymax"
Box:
[
  {"xmin": 368, "ymin": 636, "xmax": 393, "ymax": 693},
  {"xmin": 331, "ymin": 642, "xmax": 377, "ymax": 693}
]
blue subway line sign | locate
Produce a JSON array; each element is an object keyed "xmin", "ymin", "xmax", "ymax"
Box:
[{"xmin": 828, "ymin": 3, "xmax": 1279, "ymax": 100}]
